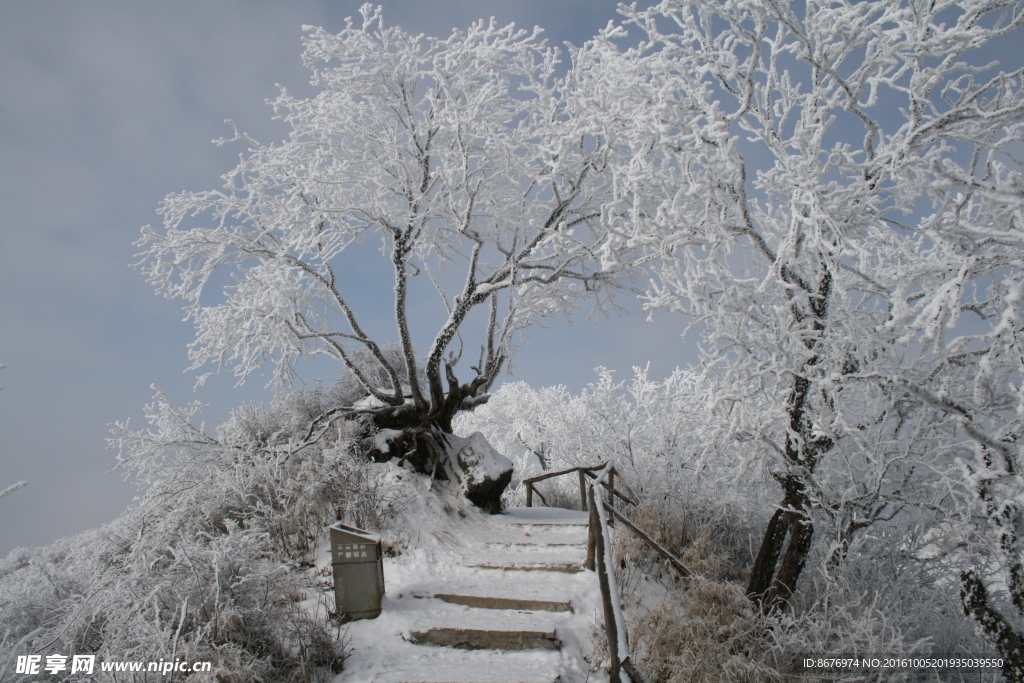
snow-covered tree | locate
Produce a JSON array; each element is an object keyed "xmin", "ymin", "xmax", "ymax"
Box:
[
  {"xmin": 576, "ymin": 0, "xmax": 1024, "ymax": 647},
  {"xmin": 0, "ymin": 481, "xmax": 27, "ymax": 502},
  {"xmin": 456, "ymin": 366, "xmax": 702, "ymax": 492},
  {"xmin": 136, "ymin": 6, "xmax": 632, "ymax": 480}
]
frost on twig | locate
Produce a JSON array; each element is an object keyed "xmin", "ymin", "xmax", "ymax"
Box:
[
  {"xmin": 574, "ymin": 0, "xmax": 1024, "ymax": 632},
  {"xmin": 0, "ymin": 481, "xmax": 27, "ymax": 501},
  {"xmin": 134, "ymin": 8, "xmax": 639, "ymax": 458}
]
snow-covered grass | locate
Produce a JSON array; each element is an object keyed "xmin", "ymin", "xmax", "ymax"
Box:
[
  {"xmin": 0, "ymin": 383, "xmax": 403, "ymax": 682},
  {"xmin": 0, "ymin": 359, "xmax": 1004, "ymax": 681},
  {"xmin": 609, "ymin": 496, "xmax": 996, "ymax": 682},
  {"xmin": 461, "ymin": 372, "xmax": 999, "ymax": 683}
]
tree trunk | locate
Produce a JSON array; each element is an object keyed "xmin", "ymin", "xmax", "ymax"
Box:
[
  {"xmin": 746, "ymin": 509, "xmax": 789, "ymax": 601},
  {"xmin": 747, "ymin": 266, "xmax": 833, "ymax": 611},
  {"xmin": 368, "ymin": 423, "xmax": 451, "ymax": 480},
  {"xmin": 747, "ymin": 504, "xmax": 814, "ymax": 613},
  {"xmin": 961, "ymin": 570, "xmax": 1024, "ymax": 682},
  {"xmin": 762, "ymin": 512, "xmax": 813, "ymax": 610}
]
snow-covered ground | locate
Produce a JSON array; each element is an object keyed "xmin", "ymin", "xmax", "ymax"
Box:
[{"xmin": 318, "ymin": 500, "xmax": 606, "ymax": 683}]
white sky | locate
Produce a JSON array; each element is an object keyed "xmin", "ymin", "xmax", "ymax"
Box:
[{"xmin": 0, "ymin": 1, "xmax": 697, "ymax": 556}]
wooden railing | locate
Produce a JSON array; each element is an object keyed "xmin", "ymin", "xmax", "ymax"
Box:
[
  {"xmin": 520, "ymin": 463, "xmax": 691, "ymax": 683},
  {"xmin": 521, "ymin": 463, "xmax": 639, "ymax": 512}
]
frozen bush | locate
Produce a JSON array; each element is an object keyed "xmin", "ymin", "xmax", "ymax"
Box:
[
  {"xmin": 467, "ymin": 369, "xmax": 993, "ymax": 682},
  {"xmin": 0, "ymin": 381, "xmax": 404, "ymax": 681},
  {"xmin": 457, "ymin": 366, "xmax": 722, "ymax": 506}
]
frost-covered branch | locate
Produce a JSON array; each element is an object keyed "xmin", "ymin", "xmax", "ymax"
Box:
[
  {"xmin": 577, "ymin": 0, "xmax": 1024, "ymax": 619},
  {"xmin": 0, "ymin": 481, "xmax": 27, "ymax": 501},
  {"xmin": 135, "ymin": 5, "xmax": 637, "ymax": 448}
]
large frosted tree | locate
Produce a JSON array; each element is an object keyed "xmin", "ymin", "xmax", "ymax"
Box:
[
  {"xmin": 136, "ymin": 6, "xmax": 631, "ymax": 478},
  {"xmin": 576, "ymin": 0, "xmax": 1024, "ymax": 656}
]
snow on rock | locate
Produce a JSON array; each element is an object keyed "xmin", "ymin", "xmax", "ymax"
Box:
[
  {"xmin": 446, "ymin": 432, "xmax": 513, "ymax": 514},
  {"xmin": 352, "ymin": 386, "xmax": 415, "ymax": 410},
  {"xmin": 372, "ymin": 429, "xmax": 404, "ymax": 454}
]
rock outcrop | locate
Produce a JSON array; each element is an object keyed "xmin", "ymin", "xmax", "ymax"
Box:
[{"xmin": 446, "ymin": 432, "xmax": 513, "ymax": 513}]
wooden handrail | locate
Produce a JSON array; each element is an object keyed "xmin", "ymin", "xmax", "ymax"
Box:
[
  {"xmin": 613, "ymin": 471, "xmax": 640, "ymax": 506},
  {"xmin": 522, "ymin": 462, "xmax": 639, "ymax": 510},
  {"xmin": 588, "ymin": 481, "xmax": 623, "ymax": 682},
  {"xmin": 604, "ymin": 503, "xmax": 690, "ymax": 577},
  {"xmin": 521, "ymin": 464, "xmax": 606, "ymax": 486},
  {"xmin": 524, "ymin": 464, "xmax": 612, "ymax": 511},
  {"xmin": 584, "ymin": 469, "xmax": 639, "ymax": 507},
  {"xmin": 526, "ymin": 485, "xmax": 548, "ymax": 507},
  {"xmin": 582, "ymin": 463, "xmax": 687, "ymax": 683}
]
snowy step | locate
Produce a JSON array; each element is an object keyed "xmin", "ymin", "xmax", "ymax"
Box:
[
  {"xmin": 348, "ymin": 645, "xmax": 561, "ymax": 682},
  {"xmin": 490, "ymin": 507, "xmax": 589, "ymax": 526},
  {"xmin": 397, "ymin": 567, "xmax": 585, "ymax": 603},
  {"xmin": 390, "ymin": 680, "xmax": 554, "ymax": 683},
  {"xmin": 418, "ymin": 593, "xmax": 572, "ymax": 612},
  {"xmin": 457, "ymin": 543, "xmax": 586, "ymax": 576},
  {"xmin": 410, "ymin": 627, "xmax": 560, "ymax": 651},
  {"xmin": 409, "ymin": 602, "xmax": 564, "ymax": 651},
  {"xmin": 503, "ymin": 521, "xmax": 588, "ymax": 527},
  {"xmin": 408, "ymin": 600, "xmax": 562, "ymax": 631},
  {"xmin": 485, "ymin": 540, "xmax": 580, "ymax": 547},
  {"xmin": 401, "ymin": 567, "xmax": 586, "ymax": 607},
  {"xmin": 480, "ymin": 544, "xmax": 586, "ymax": 563},
  {"xmin": 479, "ymin": 526, "xmax": 587, "ymax": 546},
  {"xmin": 465, "ymin": 562, "xmax": 583, "ymax": 573}
]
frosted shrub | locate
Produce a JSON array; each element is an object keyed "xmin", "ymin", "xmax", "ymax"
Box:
[
  {"xmin": 457, "ymin": 366, "xmax": 721, "ymax": 504},
  {"xmin": 627, "ymin": 581, "xmax": 778, "ymax": 683},
  {"xmin": 620, "ymin": 528, "xmax": 987, "ymax": 683},
  {"xmin": 0, "ymin": 383, "xmax": 401, "ymax": 681},
  {"xmin": 464, "ymin": 368, "xmax": 996, "ymax": 681}
]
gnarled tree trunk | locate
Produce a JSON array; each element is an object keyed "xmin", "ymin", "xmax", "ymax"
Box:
[
  {"xmin": 362, "ymin": 363, "xmax": 513, "ymax": 512},
  {"xmin": 747, "ymin": 272, "xmax": 833, "ymax": 613}
]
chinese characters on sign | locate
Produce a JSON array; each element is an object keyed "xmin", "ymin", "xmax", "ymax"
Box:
[{"xmin": 337, "ymin": 542, "xmax": 369, "ymax": 559}]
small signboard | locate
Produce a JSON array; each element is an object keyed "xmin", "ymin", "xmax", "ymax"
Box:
[{"xmin": 329, "ymin": 523, "xmax": 385, "ymax": 621}]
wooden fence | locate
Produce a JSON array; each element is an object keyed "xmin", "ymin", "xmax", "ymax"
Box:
[{"xmin": 520, "ymin": 463, "xmax": 691, "ymax": 683}]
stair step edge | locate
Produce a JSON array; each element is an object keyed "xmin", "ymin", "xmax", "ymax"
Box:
[
  {"xmin": 465, "ymin": 563, "xmax": 583, "ymax": 574},
  {"xmin": 416, "ymin": 593, "xmax": 573, "ymax": 612},
  {"xmin": 410, "ymin": 627, "xmax": 560, "ymax": 652}
]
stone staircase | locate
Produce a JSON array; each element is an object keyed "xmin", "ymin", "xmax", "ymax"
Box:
[{"xmin": 335, "ymin": 507, "xmax": 600, "ymax": 683}]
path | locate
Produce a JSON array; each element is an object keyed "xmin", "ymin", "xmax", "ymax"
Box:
[{"xmin": 333, "ymin": 506, "xmax": 603, "ymax": 683}]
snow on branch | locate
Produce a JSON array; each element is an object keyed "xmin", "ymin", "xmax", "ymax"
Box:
[{"xmin": 135, "ymin": 6, "xmax": 638, "ymax": 425}]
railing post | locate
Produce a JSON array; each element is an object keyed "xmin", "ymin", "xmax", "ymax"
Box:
[
  {"xmin": 582, "ymin": 466, "xmax": 652, "ymax": 683},
  {"xmin": 608, "ymin": 470, "xmax": 616, "ymax": 527},
  {"xmin": 593, "ymin": 486, "xmax": 621, "ymax": 683},
  {"xmin": 585, "ymin": 486, "xmax": 597, "ymax": 571},
  {"xmin": 526, "ymin": 482, "xmax": 533, "ymax": 507},
  {"xmin": 579, "ymin": 469, "xmax": 588, "ymax": 512}
]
